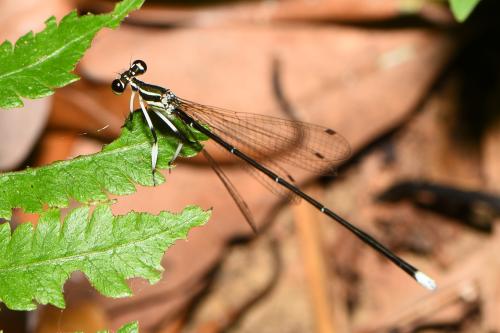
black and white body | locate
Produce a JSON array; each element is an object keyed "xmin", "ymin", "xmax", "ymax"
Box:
[
  {"xmin": 112, "ymin": 60, "xmax": 184, "ymax": 181},
  {"xmin": 111, "ymin": 60, "xmax": 436, "ymax": 291}
]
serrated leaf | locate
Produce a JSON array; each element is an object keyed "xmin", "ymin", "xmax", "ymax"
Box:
[
  {"xmin": 0, "ymin": 0, "xmax": 144, "ymax": 108},
  {"xmin": 0, "ymin": 114, "xmax": 206, "ymax": 220},
  {"xmin": 0, "ymin": 205, "xmax": 210, "ymax": 310},
  {"xmin": 96, "ymin": 321, "xmax": 139, "ymax": 333},
  {"xmin": 449, "ymin": 0, "xmax": 481, "ymax": 22},
  {"xmin": 116, "ymin": 322, "xmax": 139, "ymax": 333}
]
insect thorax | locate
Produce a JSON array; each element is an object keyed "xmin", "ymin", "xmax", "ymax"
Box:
[{"xmin": 161, "ymin": 90, "xmax": 178, "ymax": 114}]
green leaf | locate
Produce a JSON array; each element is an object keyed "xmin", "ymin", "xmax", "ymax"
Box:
[
  {"xmin": 96, "ymin": 321, "xmax": 139, "ymax": 333},
  {"xmin": 449, "ymin": 0, "xmax": 481, "ymax": 22},
  {"xmin": 116, "ymin": 322, "xmax": 139, "ymax": 333},
  {"xmin": 0, "ymin": 114, "xmax": 206, "ymax": 220},
  {"xmin": 0, "ymin": 0, "xmax": 144, "ymax": 108},
  {"xmin": 0, "ymin": 205, "xmax": 210, "ymax": 310}
]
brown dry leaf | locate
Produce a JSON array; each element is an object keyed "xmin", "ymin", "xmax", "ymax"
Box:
[{"xmin": 80, "ymin": 0, "xmax": 453, "ymax": 27}]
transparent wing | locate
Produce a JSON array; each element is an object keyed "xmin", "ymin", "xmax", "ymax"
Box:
[
  {"xmin": 202, "ymin": 149, "xmax": 258, "ymax": 232},
  {"xmin": 207, "ymin": 139, "xmax": 301, "ymax": 204},
  {"xmin": 177, "ymin": 98, "xmax": 351, "ymax": 177}
]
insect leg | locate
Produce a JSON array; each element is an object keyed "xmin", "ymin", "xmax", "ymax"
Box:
[
  {"xmin": 152, "ymin": 109, "xmax": 187, "ymax": 170},
  {"xmin": 127, "ymin": 90, "xmax": 136, "ymax": 123},
  {"xmin": 138, "ymin": 96, "xmax": 159, "ymax": 185}
]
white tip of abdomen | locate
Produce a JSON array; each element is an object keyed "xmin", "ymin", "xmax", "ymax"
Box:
[{"xmin": 415, "ymin": 271, "xmax": 437, "ymax": 291}]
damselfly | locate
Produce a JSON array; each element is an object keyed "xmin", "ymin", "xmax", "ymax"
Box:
[{"xmin": 111, "ymin": 60, "xmax": 436, "ymax": 290}]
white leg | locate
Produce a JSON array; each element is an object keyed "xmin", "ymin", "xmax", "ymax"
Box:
[
  {"xmin": 152, "ymin": 109, "xmax": 180, "ymax": 135},
  {"xmin": 152, "ymin": 109, "xmax": 184, "ymax": 170},
  {"xmin": 129, "ymin": 90, "xmax": 136, "ymax": 114},
  {"xmin": 171, "ymin": 142, "xmax": 183, "ymax": 166},
  {"xmin": 139, "ymin": 97, "xmax": 159, "ymax": 184}
]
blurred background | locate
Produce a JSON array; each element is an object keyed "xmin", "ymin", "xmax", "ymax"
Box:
[{"xmin": 1, "ymin": 0, "xmax": 500, "ymax": 332}]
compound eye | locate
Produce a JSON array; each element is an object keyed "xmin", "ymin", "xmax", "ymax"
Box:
[
  {"xmin": 111, "ymin": 79, "xmax": 126, "ymax": 95},
  {"xmin": 131, "ymin": 59, "xmax": 147, "ymax": 75}
]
